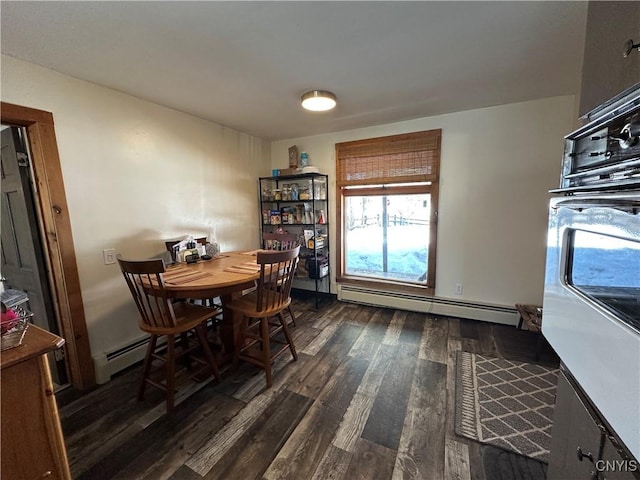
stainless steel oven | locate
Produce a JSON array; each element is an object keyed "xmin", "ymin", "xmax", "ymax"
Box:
[{"xmin": 543, "ymin": 84, "xmax": 640, "ymax": 462}]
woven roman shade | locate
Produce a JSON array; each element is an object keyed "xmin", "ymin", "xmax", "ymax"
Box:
[{"xmin": 336, "ymin": 129, "xmax": 441, "ymax": 186}]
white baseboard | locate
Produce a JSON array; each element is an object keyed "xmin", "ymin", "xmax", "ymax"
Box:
[
  {"xmin": 337, "ymin": 284, "xmax": 518, "ymax": 325},
  {"xmin": 92, "ymin": 335, "xmax": 152, "ymax": 384}
]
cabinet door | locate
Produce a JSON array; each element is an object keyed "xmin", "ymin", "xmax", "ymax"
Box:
[
  {"xmin": 598, "ymin": 435, "xmax": 638, "ymax": 480},
  {"xmin": 579, "ymin": 1, "xmax": 640, "ymax": 117},
  {"xmin": 1, "ymin": 355, "xmax": 71, "ymax": 480},
  {"xmin": 547, "ymin": 371, "xmax": 602, "ymax": 480}
]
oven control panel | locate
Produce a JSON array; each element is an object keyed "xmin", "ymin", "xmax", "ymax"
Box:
[{"xmin": 558, "ymin": 86, "xmax": 640, "ymax": 193}]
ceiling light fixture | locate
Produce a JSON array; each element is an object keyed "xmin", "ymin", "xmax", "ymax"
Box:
[{"xmin": 301, "ymin": 90, "xmax": 337, "ymax": 112}]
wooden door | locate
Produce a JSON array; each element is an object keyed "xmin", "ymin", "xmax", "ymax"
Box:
[{"xmin": 1, "ymin": 126, "xmax": 67, "ymax": 384}]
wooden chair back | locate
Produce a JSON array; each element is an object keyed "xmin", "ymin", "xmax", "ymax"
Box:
[
  {"xmin": 117, "ymin": 256, "xmax": 177, "ymax": 331},
  {"xmin": 262, "ymin": 232, "xmax": 300, "ymax": 251},
  {"xmin": 255, "ymin": 246, "xmax": 300, "ymax": 313}
]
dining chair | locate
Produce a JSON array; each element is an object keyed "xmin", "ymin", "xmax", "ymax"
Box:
[
  {"xmin": 117, "ymin": 255, "xmax": 222, "ymax": 414},
  {"xmin": 227, "ymin": 246, "xmax": 300, "ymax": 388},
  {"xmin": 262, "ymin": 232, "xmax": 300, "ymax": 326}
]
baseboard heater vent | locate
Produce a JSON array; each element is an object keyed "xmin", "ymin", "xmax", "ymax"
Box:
[
  {"xmin": 93, "ymin": 335, "xmax": 155, "ymax": 384},
  {"xmin": 337, "ymin": 285, "xmax": 518, "ymax": 325}
]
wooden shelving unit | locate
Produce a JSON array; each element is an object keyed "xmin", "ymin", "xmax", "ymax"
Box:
[{"xmin": 259, "ymin": 172, "xmax": 329, "ymax": 308}]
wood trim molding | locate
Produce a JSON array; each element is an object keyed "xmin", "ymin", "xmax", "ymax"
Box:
[
  {"xmin": 2, "ymin": 102, "xmax": 54, "ymax": 125},
  {"xmin": 2, "ymin": 101, "xmax": 95, "ymax": 389}
]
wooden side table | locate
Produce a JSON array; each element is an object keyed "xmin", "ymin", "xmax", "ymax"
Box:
[
  {"xmin": 1, "ymin": 325, "xmax": 71, "ymax": 480},
  {"xmin": 515, "ymin": 303, "xmax": 544, "ymax": 360}
]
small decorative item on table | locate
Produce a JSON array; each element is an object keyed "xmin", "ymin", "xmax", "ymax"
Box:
[
  {"xmin": 205, "ymin": 241, "xmax": 220, "ymax": 258},
  {"xmin": 1, "ymin": 303, "xmax": 33, "ymax": 350},
  {"xmin": 180, "ymin": 248, "xmax": 199, "ymax": 263},
  {"xmin": 185, "ymin": 252, "xmax": 199, "ymax": 264}
]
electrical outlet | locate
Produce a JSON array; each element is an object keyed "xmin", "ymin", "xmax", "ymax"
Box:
[
  {"xmin": 103, "ymin": 248, "xmax": 116, "ymax": 265},
  {"xmin": 455, "ymin": 283, "xmax": 463, "ymax": 295}
]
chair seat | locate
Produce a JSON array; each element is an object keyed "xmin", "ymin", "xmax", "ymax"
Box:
[
  {"xmin": 138, "ymin": 302, "xmax": 221, "ymax": 336},
  {"xmin": 226, "ymin": 291, "xmax": 291, "ymax": 319}
]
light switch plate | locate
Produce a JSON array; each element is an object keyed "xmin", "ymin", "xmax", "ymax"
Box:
[{"xmin": 103, "ymin": 248, "xmax": 116, "ymax": 265}]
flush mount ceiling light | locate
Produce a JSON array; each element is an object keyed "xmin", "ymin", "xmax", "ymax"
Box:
[{"xmin": 301, "ymin": 90, "xmax": 337, "ymax": 112}]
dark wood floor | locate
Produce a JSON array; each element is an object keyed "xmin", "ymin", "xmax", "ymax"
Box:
[{"xmin": 56, "ymin": 295, "xmax": 559, "ymax": 480}]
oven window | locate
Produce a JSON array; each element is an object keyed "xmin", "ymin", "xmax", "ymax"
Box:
[{"xmin": 568, "ymin": 229, "xmax": 640, "ymax": 331}]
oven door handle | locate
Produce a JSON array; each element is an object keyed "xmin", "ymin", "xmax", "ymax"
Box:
[{"xmin": 554, "ymin": 198, "xmax": 640, "ymax": 214}]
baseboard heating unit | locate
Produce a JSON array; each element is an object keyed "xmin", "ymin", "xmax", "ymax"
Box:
[
  {"xmin": 337, "ymin": 285, "xmax": 518, "ymax": 325},
  {"xmin": 92, "ymin": 335, "xmax": 154, "ymax": 384}
]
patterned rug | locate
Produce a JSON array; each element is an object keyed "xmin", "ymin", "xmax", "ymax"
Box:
[{"xmin": 454, "ymin": 351, "xmax": 559, "ymax": 462}]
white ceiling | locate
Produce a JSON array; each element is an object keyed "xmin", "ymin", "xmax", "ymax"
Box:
[{"xmin": 1, "ymin": 1, "xmax": 588, "ymax": 140}]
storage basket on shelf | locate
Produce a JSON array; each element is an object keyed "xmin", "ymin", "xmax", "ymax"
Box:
[
  {"xmin": 307, "ymin": 255, "xmax": 329, "ymax": 279},
  {"xmin": 1, "ymin": 304, "xmax": 33, "ymax": 351}
]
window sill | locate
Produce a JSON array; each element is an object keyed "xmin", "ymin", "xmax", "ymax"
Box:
[{"xmin": 336, "ymin": 275, "xmax": 434, "ymax": 296}]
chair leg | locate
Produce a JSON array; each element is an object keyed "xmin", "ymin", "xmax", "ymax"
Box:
[
  {"xmin": 279, "ymin": 312, "xmax": 298, "ymax": 361},
  {"xmin": 180, "ymin": 332, "xmax": 192, "ymax": 370},
  {"xmin": 138, "ymin": 335, "xmax": 157, "ymax": 401},
  {"xmin": 207, "ymin": 316, "xmax": 223, "ymax": 352},
  {"xmin": 195, "ymin": 323, "xmax": 222, "ymax": 382},
  {"xmin": 166, "ymin": 335, "xmax": 176, "ymax": 414},
  {"xmin": 261, "ymin": 318, "xmax": 273, "ymax": 388},
  {"xmin": 233, "ymin": 315, "xmax": 247, "ymax": 371},
  {"xmin": 287, "ymin": 305, "xmax": 297, "ymax": 327}
]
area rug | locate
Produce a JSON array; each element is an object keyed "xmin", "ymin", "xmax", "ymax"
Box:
[{"xmin": 454, "ymin": 351, "xmax": 559, "ymax": 462}]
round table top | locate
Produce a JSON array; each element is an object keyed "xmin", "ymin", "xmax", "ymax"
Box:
[{"xmin": 161, "ymin": 251, "xmax": 263, "ymax": 296}]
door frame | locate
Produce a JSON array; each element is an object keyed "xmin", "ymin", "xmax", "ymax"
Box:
[{"xmin": 2, "ymin": 102, "xmax": 94, "ymax": 389}]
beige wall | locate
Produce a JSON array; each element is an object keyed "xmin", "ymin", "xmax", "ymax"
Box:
[
  {"xmin": 1, "ymin": 53, "xmax": 576, "ymax": 369},
  {"xmin": 1, "ymin": 55, "xmax": 270, "ymax": 357},
  {"xmin": 271, "ymin": 95, "xmax": 576, "ymax": 308}
]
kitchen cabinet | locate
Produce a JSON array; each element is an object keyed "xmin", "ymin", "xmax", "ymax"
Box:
[
  {"xmin": 579, "ymin": 1, "xmax": 640, "ymax": 118},
  {"xmin": 259, "ymin": 173, "xmax": 330, "ymax": 308},
  {"xmin": 1, "ymin": 325, "xmax": 71, "ymax": 480},
  {"xmin": 548, "ymin": 368, "xmax": 637, "ymax": 480},
  {"xmin": 599, "ymin": 435, "xmax": 639, "ymax": 480}
]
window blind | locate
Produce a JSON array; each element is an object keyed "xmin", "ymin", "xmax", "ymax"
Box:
[{"xmin": 336, "ymin": 129, "xmax": 441, "ymax": 186}]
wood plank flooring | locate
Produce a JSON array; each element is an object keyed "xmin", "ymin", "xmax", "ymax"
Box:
[{"xmin": 56, "ymin": 295, "xmax": 559, "ymax": 480}]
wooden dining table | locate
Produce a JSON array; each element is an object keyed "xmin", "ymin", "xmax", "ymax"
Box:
[{"xmin": 161, "ymin": 250, "xmax": 264, "ymax": 359}]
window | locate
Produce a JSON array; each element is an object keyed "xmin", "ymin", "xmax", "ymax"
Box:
[
  {"xmin": 568, "ymin": 229, "xmax": 640, "ymax": 330},
  {"xmin": 336, "ymin": 129, "xmax": 441, "ymax": 294}
]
